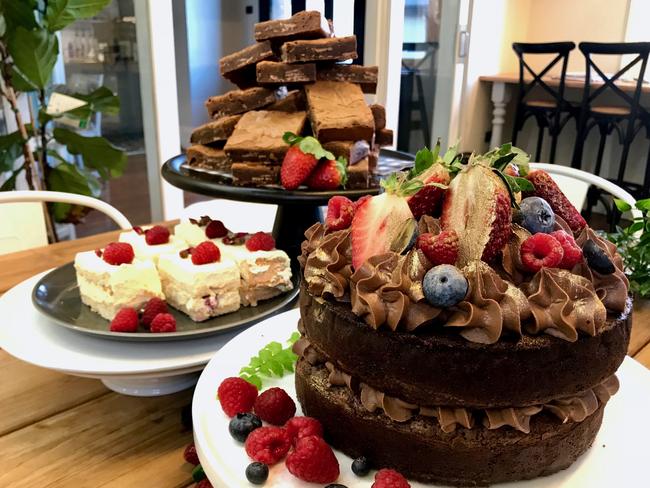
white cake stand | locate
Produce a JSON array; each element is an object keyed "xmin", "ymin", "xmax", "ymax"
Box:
[
  {"xmin": 193, "ymin": 308, "xmax": 650, "ymax": 487},
  {"xmin": 0, "ymin": 272, "xmax": 245, "ymax": 396}
]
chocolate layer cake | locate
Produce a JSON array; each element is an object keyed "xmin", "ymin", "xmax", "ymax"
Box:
[
  {"xmin": 254, "ymin": 10, "xmax": 331, "ymax": 42},
  {"xmin": 281, "ymin": 36, "xmax": 357, "ymax": 63}
]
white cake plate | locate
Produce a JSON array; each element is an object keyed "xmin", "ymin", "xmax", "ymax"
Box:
[
  {"xmin": 0, "ymin": 272, "xmax": 252, "ymax": 396},
  {"xmin": 193, "ymin": 308, "xmax": 650, "ymax": 487}
]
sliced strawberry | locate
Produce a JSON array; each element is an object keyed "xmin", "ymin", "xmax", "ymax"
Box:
[
  {"xmin": 407, "ymin": 163, "xmax": 450, "ymax": 219},
  {"xmin": 441, "ymin": 164, "xmax": 512, "ymax": 265},
  {"xmin": 281, "ymin": 146, "xmax": 318, "ymax": 190},
  {"xmin": 305, "ymin": 158, "xmax": 347, "ymax": 190}
]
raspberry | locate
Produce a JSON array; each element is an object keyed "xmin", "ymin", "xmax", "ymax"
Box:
[
  {"xmin": 245, "ymin": 426, "xmax": 291, "ymax": 465},
  {"xmin": 183, "ymin": 442, "xmax": 200, "ymax": 466},
  {"xmin": 141, "ymin": 297, "xmax": 168, "ymax": 327},
  {"xmin": 195, "ymin": 480, "xmax": 212, "ymax": 488},
  {"xmin": 144, "ymin": 225, "xmax": 170, "ymax": 245},
  {"xmin": 205, "ymin": 220, "xmax": 228, "ymax": 239},
  {"xmin": 326, "ymin": 196, "xmax": 355, "ymax": 231},
  {"xmin": 191, "ymin": 241, "xmax": 221, "ymax": 265},
  {"xmin": 102, "ymin": 242, "xmax": 134, "ymax": 265},
  {"xmin": 150, "ymin": 313, "xmax": 176, "ymax": 333},
  {"xmin": 550, "ymin": 230, "xmax": 583, "ymax": 269},
  {"xmin": 246, "ymin": 232, "xmax": 276, "ymax": 252},
  {"xmin": 110, "ymin": 308, "xmax": 139, "ymax": 332},
  {"xmin": 285, "ymin": 416, "xmax": 324, "ymax": 445},
  {"xmin": 372, "ymin": 468, "xmax": 411, "ymax": 488},
  {"xmin": 416, "ymin": 230, "xmax": 459, "ymax": 265},
  {"xmin": 520, "ymin": 233, "xmax": 564, "ymax": 272},
  {"xmin": 217, "ymin": 377, "xmax": 258, "ymax": 417},
  {"xmin": 285, "ymin": 435, "xmax": 340, "ymax": 484},
  {"xmin": 254, "ymin": 387, "xmax": 296, "ymax": 425}
]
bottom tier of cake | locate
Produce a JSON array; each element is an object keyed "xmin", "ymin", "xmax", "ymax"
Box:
[{"xmin": 295, "ymin": 358, "xmax": 604, "ymax": 487}]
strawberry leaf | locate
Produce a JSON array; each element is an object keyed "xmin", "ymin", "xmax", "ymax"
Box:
[
  {"xmin": 282, "ymin": 131, "xmax": 302, "ymax": 146},
  {"xmin": 492, "ymin": 169, "xmax": 520, "ymax": 209},
  {"xmin": 493, "ymin": 152, "xmax": 517, "ymax": 171},
  {"xmin": 513, "ymin": 176, "xmax": 534, "ymax": 192}
]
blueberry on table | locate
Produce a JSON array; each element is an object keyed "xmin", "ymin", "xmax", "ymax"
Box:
[
  {"xmin": 515, "ymin": 197, "xmax": 556, "ymax": 234},
  {"xmin": 583, "ymin": 239, "xmax": 615, "ymax": 275},
  {"xmin": 229, "ymin": 412, "xmax": 262, "ymax": 442},
  {"xmin": 246, "ymin": 462, "xmax": 269, "ymax": 485},
  {"xmin": 423, "ymin": 264, "xmax": 468, "ymax": 308},
  {"xmin": 351, "ymin": 455, "xmax": 371, "ymax": 476}
]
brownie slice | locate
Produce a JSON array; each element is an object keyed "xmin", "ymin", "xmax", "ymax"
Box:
[
  {"xmin": 317, "ymin": 64, "xmax": 378, "ymax": 93},
  {"xmin": 205, "ymin": 87, "xmax": 276, "ymax": 119},
  {"xmin": 224, "ymin": 110, "xmax": 307, "ymax": 163},
  {"xmin": 369, "ymin": 104, "xmax": 386, "ymax": 130},
  {"xmin": 322, "ymin": 140, "xmax": 370, "ymax": 165},
  {"xmin": 190, "ymin": 115, "xmax": 241, "ymax": 145},
  {"xmin": 282, "ymin": 36, "xmax": 357, "ymax": 63},
  {"xmin": 376, "ymin": 128, "xmax": 394, "ymax": 146},
  {"xmin": 305, "ymin": 81, "xmax": 374, "ymax": 142},
  {"xmin": 257, "ymin": 61, "xmax": 316, "ymax": 84},
  {"xmin": 266, "ymin": 89, "xmax": 306, "ymax": 112},
  {"xmin": 219, "ymin": 41, "xmax": 274, "ymax": 88},
  {"xmin": 347, "ymin": 157, "xmax": 370, "ymax": 188},
  {"xmin": 232, "ymin": 162, "xmax": 280, "ymax": 186},
  {"xmin": 255, "ymin": 10, "xmax": 331, "ymax": 42},
  {"xmin": 186, "ymin": 145, "xmax": 231, "ymax": 171}
]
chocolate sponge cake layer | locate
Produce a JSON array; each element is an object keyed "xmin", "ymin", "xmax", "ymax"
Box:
[
  {"xmin": 300, "ymin": 287, "xmax": 631, "ymax": 408},
  {"xmin": 296, "ymin": 359, "xmax": 604, "ymax": 487}
]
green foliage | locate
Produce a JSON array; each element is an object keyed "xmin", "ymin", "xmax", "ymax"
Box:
[
  {"xmin": 282, "ymin": 131, "xmax": 339, "ymax": 162},
  {"xmin": 47, "ymin": 161, "xmax": 99, "ymax": 220},
  {"xmin": 7, "ymin": 27, "xmax": 58, "ymax": 88},
  {"xmin": 239, "ymin": 332, "xmax": 301, "ymax": 390},
  {"xmin": 0, "ymin": 130, "xmax": 25, "ymax": 172},
  {"xmin": 45, "ymin": 0, "xmax": 112, "ymax": 31},
  {"xmin": 609, "ymin": 198, "xmax": 650, "ymax": 298},
  {"xmin": 53, "ymin": 127, "xmax": 126, "ymax": 180}
]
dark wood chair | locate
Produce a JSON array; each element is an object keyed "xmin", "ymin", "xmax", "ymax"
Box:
[{"xmin": 511, "ymin": 42, "xmax": 576, "ymax": 163}]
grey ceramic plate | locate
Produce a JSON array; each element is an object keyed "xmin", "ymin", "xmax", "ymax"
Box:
[{"xmin": 31, "ymin": 261, "xmax": 300, "ymax": 342}]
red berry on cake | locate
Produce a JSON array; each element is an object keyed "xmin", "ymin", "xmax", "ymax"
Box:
[
  {"xmin": 253, "ymin": 387, "xmax": 296, "ymax": 425},
  {"xmin": 244, "ymin": 426, "xmax": 292, "ymax": 465},
  {"xmin": 326, "ymin": 196, "xmax": 355, "ymax": 231},
  {"xmin": 285, "ymin": 416, "xmax": 324, "ymax": 445},
  {"xmin": 407, "ymin": 163, "xmax": 450, "ymax": 219},
  {"xmin": 150, "ymin": 313, "xmax": 176, "ymax": 333},
  {"xmin": 191, "ymin": 241, "xmax": 221, "ymax": 265},
  {"xmin": 520, "ymin": 233, "xmax": 564, "ymax": 272},
  {"xmin": 550, "ymin": 230, "xmax": 583, "ymax": 269},
  {"xmin": 525, "ymin": 170, "xmax": 587, "ymax": 233},
  {"xmin": 102, "ymin": 242, "xmax": 135, "ymax": 265},
  {"xmin": 144, "ymin": 225, "xmax": 170, "ymax": 245},
  {"xmin": 183, "ymin": 442, "xmax": 200, "ymax": 466},
  {"xmin": 246, "ymin": 232, "xmax": 276, "ymax": 252},
  {"xmin": 217, "ymin": 377, "xmax": 259, "ymax": 417},
  {"xmin": 285, "ymin": 435, "xmax": 340, "ymax": 484},
  {"xmin": 372, "ymin": 468, "xmax": 411, "ymax": 488},
  {"xmin": 109, "ymin": 307, "xmax": 139, "ymax": 332},
  {"xmin": 205, "ymin": 219, "xmax": 228, "ymax": 239},
  {"xmin": 281, "ymin": 146, "xmax": 319, "ymax": 190},
  {"xmin": 141, "ymin": 297, "xmax": 169, "ymax": 328},
  {"xmin": 305, "ymin": 158, "xmax": 348, "ymax": 190},
  {"xmin": 416, "ymin": 230, "xmax": 459, "ymax": 265}
]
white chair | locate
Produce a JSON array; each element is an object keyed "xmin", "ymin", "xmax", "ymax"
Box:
[{"xmin": 0, "ymin": 191, "xmax": 131, "ymax": 255}]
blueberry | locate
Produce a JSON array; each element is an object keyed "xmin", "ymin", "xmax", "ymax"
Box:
[
  {"xmin": 245, "ymin": 462, "xmax": 269, "ymax": 485},
  {"xmin": 229, "ymin": 412, "xmax": 262, "ymax": 442},
  {"xmin": 423, "ymin": 264, "xmax": 468, "ymax": 308},
  {"xmin": 583, "ymin": 239, "xmax": 615, "ymax": 274},
  {"xmin": 516, "ymin": 197, "xmax": 555, "ymax": 234},
  {"xmin": 351, "ymin": 456, "xmax": 371, "ymax": 476}
]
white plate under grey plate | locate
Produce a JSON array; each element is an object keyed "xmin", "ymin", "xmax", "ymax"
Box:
[
  {"xmin": 193, "ymin": 308, "xmax": 650, "ymax": 487},
  {"xmin": 0, "ymin": 271, "xmax": 254, "ymax": 396}
]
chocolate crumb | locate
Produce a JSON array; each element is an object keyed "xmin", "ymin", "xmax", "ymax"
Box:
[{"xmin": 179, "ymin": 248, "xmax": 192, "ymax": 259}]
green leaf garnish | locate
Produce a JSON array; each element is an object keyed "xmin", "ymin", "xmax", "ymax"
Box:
[
  {"xmin": 282, "ymin": 132, "xmax": 335, "ymax": 160},
  {"xmin": 239, "ymin": 332, "xmax": 301, "ymax": 389}
]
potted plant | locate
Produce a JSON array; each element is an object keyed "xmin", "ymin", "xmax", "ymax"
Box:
[{"xmin": 0, "ymin": 0, "xmax": 126, "ymax": 241}]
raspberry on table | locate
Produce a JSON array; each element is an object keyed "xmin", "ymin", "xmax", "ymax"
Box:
[
  {"xmin": 372, "ymin": 468, "xmax": 411, "ymax": 488},
  {"xmin": 205, "ymin": 220, "xmax": 228, "ymax": 239},
  {"xmin": 416, "ymin": 230, "xmax": 459, "ymax": 265},
  {"xmin": 550, "ymin": 230, "xmax": 583, "ymax": 269},
  {"xmin": 150, "ymin": 313, "xmax": 176, "ymax": 333},
  {"xmin": 141, "ymin": 297, "xmax": 168, "ymax": 327},
  {"xmin": 285, "ymin": 416, "xmax": 324, "ymax": 445},
  {"xmin": 110, "ymin": 308, "xmax": 139, "ymax": 332},
  {"xmin": 217, "ymin": 377, "xmax": 258, "ymax": 417},
  {"xmin": 144, "ymin": 225, "xmax": 170, "ymax": 245},
  {"xmin": 195, "ymin": 479, "xmax": 212, "ymax": 488},
  {"xmin": 244, "ymin": 426, "xmax": 291, "ymax": 465},
  {"xmin": 183, "ymin": 442, "xmax": 200, "ymax": 466},
  {"xmin": 191, "ymin": 241, "xmax": 221, "ymax": 265},
  {"xmin": 254, "ymin": 387, "xmax": 296, "ymax": 425},
  {"xmin": 102, "ymin": 242, "xmax": 135, "ymax": 265},
  {"xmin": 520, "ymin": 233, "xmax": 564, "ymax": 272},
  {"xmin": 326, "ymin": 196, "xmax": 355, "ymax": 231},
  {"xmin": 246, "ymin": 232, "xmax": 276, "ymax": 252},
  {"xmin": 285, "ymin": 435, "xmax": 340, "ymax": 484}
]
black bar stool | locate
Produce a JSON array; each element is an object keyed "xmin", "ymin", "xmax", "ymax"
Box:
[
  {"xmin": 571, "ymin": 42, "xmax": 650, "ymax": 202},
  {"xmin": 512, "ymin": 42, "xmax": 576, "ymax": 163}
]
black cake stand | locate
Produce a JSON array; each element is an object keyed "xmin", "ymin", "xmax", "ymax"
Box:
[{"xmin": 161, "ymin": 149, "xmax": 414, "ymax": 257}]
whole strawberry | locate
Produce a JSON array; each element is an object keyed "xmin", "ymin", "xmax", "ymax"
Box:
[
  {"xmin": 217, "ymin": 377, "xmax": 258, "ymax": 417},
  {"xmin": 281, "ymin": 146, "xmax": 318, "ymax": 190},
  {"xmin": 285, "ymin": 435, "xmax": 340, "ymax": 484},
  {"xmin": 305, "ymin": 157, "xmax": 347, "ymax": 190},
  {"xmin": 416, "ymin": 230, "xmax": 459, "ymax": 265},
  {"xmin": 326, "ymin": 196, "xmax": 355, "ymax": 231},
  {"xmin": 372, "ymin": 468, "xmax": 411, "ymax": 488},
  {"xmin": 525, "ymin": 170, "xmax": 586, "ymax": 233}
]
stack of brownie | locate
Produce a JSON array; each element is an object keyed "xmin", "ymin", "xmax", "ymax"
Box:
[{"xmin": 187, "ymin": 10, "xmax": 393, "ymax": 189}]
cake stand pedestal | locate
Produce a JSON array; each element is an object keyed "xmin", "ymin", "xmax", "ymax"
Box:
[{"xmin": 161, "ymin": 149, "xmax": 414, "ymax": 257}]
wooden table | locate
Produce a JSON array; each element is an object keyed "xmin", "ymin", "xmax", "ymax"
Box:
[
  {"xmin": 479, "ymin": 73, "xmax": 650, "ymax": 148},
  {"xmin": 1, "ymin": 227, "xmax": 650, "ymax": 487}
]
